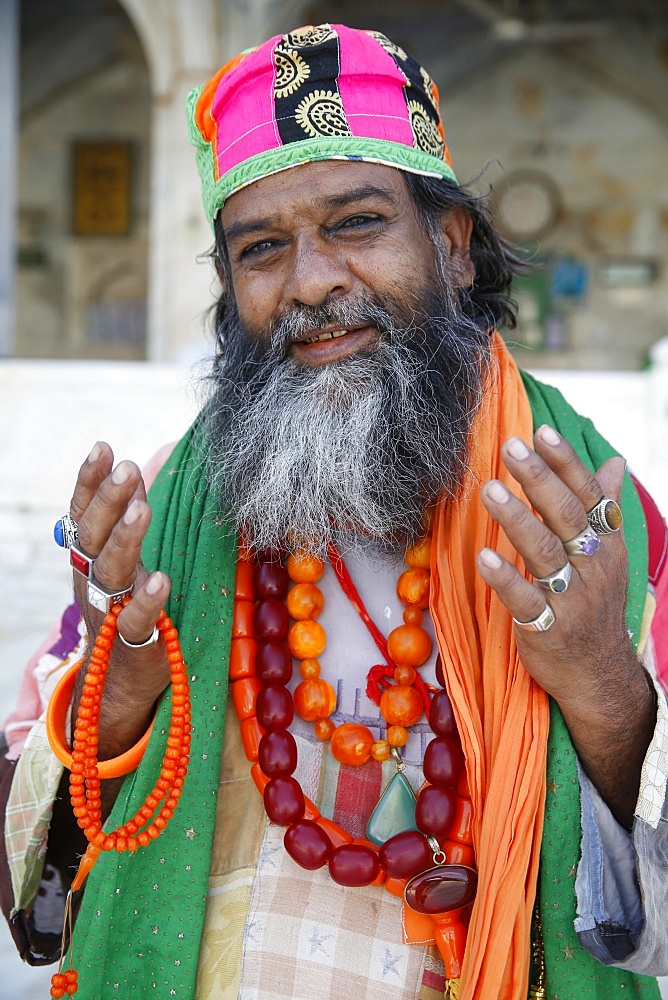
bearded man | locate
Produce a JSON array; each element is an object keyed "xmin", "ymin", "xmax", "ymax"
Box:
[{"xmin": 2, "ymin": 23, "xmax": 668, "ymax": 1000}]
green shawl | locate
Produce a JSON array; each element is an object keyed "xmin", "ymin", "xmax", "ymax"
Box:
[{"xmin": 67, "ymin": 374, "xmax": 659, "ymax": 1000}]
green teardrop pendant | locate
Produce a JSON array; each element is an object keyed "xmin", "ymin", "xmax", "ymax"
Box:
[{"xmin": 366, "ymin": 770, "xmax": 419, "ymax": 846}]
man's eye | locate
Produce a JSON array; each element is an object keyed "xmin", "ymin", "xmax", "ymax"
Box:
[
  {"xmin": 242, "ymin": 239, "xmax": 276, "ymax": 257},
  {"xmin": 338, "ymin": 214, "xmax": 379, "ymax": 229}
]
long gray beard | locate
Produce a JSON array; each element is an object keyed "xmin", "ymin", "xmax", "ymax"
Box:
[{"xmin": 201, "ymin": 292, "xmax": 491, "ymax": 556}]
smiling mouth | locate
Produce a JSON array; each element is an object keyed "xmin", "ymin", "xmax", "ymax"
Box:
[{"xmin": 301, "ymin": 329, "xmax": 349, "ymax": 344}]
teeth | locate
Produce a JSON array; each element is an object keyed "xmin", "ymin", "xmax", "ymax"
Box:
[{"xmin": 304, "ymin": 329, "xmax": 348, "ymax": 344}]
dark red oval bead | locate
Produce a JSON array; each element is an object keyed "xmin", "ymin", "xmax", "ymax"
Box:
[
  {"xmin": 254, "ymin": 598, "xmax": 290, "ymax": 642},
  {"xmin": 423, "ymin": 737, "xmax": 464, "ymax": 788},
  {"xmin": 415, "ymin": 785, "xmax": 456, "ymax": 837},
  {"xmin": 284, "ymin": 819, "xmax": 332, "ymax": 870},
  {"xmin": 254, "ymin": 562, "xmax": 289, "ymax": 600},
  {"xmin": 264, "ymin": 776, "xmax": 305, "ymax": 825},
  {"xmin": 328, "ymin": 844, "xmax": 380, "ymax": 887},
  {"xmin": 404, "ymin": 864, "xmax": 477, "ymax": 914},
  {"xmin": 255, "ymin": 642, "xmax": 293, "ymax": 685},
  {"xmin": 435, "ymin": 653, "xmax": 446, "ymax": 688},
  {"xmin": 379, "ymin": 830, "xmax": 433, "ymax": 879},
  {"xmin": 259, "ymin": 730, "xmax": 298, "ymax": 777},
  {"xmin": 256, "ymin": 685, "xmax": 294, "ymax": 730},
  {"xmin": 429, "ymin": 688, "xmax": 457, "ymax": 737}
]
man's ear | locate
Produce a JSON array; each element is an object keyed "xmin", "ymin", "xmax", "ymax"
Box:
[{"xmin": 439, "ymin": 206, "xmax": 475, "ymax": 288}]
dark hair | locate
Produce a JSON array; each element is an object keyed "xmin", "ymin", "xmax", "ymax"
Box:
[{"xmin": 210, "ymin": 169, "xmax": 526, "ymax": 350}]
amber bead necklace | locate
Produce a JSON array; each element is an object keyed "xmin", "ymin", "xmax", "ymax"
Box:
[
  {"xmin": 229, "ymin": 543, "xmax": 477, "ymax": 992},
  {"xmin": 49, "ymin": 600, "xmax": 191, "ymax": 998}
]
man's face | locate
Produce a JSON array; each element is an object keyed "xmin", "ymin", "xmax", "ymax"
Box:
[{"xmin": 221, "ymin": 160, "xmax": 452, "ymax": 364}]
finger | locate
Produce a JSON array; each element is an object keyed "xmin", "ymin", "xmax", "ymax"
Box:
[
  {"xmin": 77, "ymin": 460, "xmax": 144, "ymax": 557},
  {"xmin": 70, "ymin": 442, "xmax": 114, "ymax": 522},
  {"xmin": 477, "ymin": 547, "xmax": 548, "ymax": 625},
  {"xmin": 92, "ymin": 498, "xmax": 152, "ymax": 591},
  {"xmin": 480, "ymin": 479, "xmax": 568, "ymax": 580},
  {"xmin": 501, "ymin": 435, "xmax": 590, "ymax": 543},
  {"xmin": 532, "ymin": 425, "xmax": 624, "ymax": 515},
  {"xmin": 117, "ymin": 571, "xmax": 171, "ymax": 646},
  {"xmin": 592, "ymin": 456, "xmax": 626, "ymax": 508}
]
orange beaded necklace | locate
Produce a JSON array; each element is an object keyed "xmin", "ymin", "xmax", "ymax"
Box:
[
  {"xmin": 229, "ymin": 545, "xmax": 477, "ymax": 995},
  {"xmin": 48, "ymin": 600, "xmax": 191, "ymax": 999}
]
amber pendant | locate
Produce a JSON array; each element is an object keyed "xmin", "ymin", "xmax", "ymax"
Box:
[
  {"xmin": 404, "ymin": 864, "xmax": 477, "ymax": 914},
  {"xmin": 366, "ymin": 769, "xmax": 419, "ymax": 846}
]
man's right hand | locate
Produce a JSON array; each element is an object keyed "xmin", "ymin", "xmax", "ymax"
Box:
[{"xmin": 70, "ymin": 441, "xmax": 172, "ymax": 760}]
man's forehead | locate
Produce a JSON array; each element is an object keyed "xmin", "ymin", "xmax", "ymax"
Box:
[{"xmin": 221, "ymin": 160, "xmax": 407, "ymax": 230}]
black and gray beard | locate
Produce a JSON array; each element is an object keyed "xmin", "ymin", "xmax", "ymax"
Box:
[{"xmin": 201, "ymin": 287, "xmax": 492, "ymax": 556}]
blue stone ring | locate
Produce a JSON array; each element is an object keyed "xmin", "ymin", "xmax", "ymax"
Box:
[
  {"xmin": 54, "ymin": 513, "xmax": 79, "ymax": 549},
  {"xmin": 563, "ymin": 526, "xmax": 601, "ymax": 558}
]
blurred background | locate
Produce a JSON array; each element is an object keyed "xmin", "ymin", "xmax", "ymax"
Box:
[{"xmin": 1, "ymin": 0, "xmax": 668, "ymax": 995}]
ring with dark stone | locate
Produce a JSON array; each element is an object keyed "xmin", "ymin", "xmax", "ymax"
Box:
[{"xmin": 535, "ymin": 562, "xmax": 573, "ymax": 594}]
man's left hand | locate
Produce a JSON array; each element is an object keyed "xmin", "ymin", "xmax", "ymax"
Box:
[{"xmin": 476, "ymin": 423, "xmax": 656, "ymax": 828}]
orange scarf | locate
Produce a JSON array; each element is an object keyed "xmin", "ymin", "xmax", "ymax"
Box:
[{"xmin": 430, "ymin": 333, "xmax": 549, "ymax": 999}]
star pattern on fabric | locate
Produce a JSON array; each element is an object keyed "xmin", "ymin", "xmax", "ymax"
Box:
[
  {"xmin": 567, "ymin": 864, "xmax": 578, "ymax": 878},
  {"xmin": 381, "ymin": 948, "xmax": 402, "ymax": 977},
  {"xmin": 546, "ymin": 779, "xmax": 561, "ymax": 796},
  {"xmin": 561, "ymin": 944, "xmax": 576, "ymax": 959},
  {"xmin": 152, "ymin": 926, "xmax": 159, "ymax": 934},
  {"xmin": 308, "ymin": 926, "xmax": 332, "ymax": 957},
  {"xmin": 184, "ymin": 827, "xmax": 198, "ymax": 841}
]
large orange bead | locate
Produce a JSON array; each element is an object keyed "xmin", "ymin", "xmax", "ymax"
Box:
[
  {"xmin": 287, "ymin": 551, "xmax": 325, "ymax": 583},
  {"xmin": 380, "ymin": 684, "xmax": 423, "ymax": 727},
  {"xmin": 396, "ymin": 568, "xmax": 431, "ymax": 609},
  {"xmin": 405, "ymin": 537, "xmax": 432, "ymax": 570},
  {"xmin": 287, "ymin": 582, "xmax": 325, "ymax": 620},
  {"xmin": 330, "ymin": 723, "xmax": 374, "ymax": 766},
  {"xmin": 387, "ymin": 624, "xmax": 432, "ymax": 667},
  {"xmin": 294, "ymin": 677, "xmax": 337, "ymax": 722},
  {"xmin": 288, "ymin": 619, "xmax": 326, "ymax": 659}
]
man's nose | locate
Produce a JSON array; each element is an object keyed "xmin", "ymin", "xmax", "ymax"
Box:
[{"xmin": 285, "ymin": 237, "xmax": 353, "ymax": 307}]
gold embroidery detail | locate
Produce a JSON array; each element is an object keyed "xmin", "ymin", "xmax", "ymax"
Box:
[
  {"xmin": 407, "ymin": 100, "xmax": 444, "ymax": 157},
  {"xmin": 366, "ymin": 30, "xmax": 408, "ymax": 61},
  {"xmin": 285, "ymin": 25, "xmax": 336, "ymax": 48},
  {"xmin": 420, "ymin": 67, "xmax": 439, "ymax": 112},
  {"xmin": 274, "ymin": 46, "xmax": 310, "ymax": 98},
  {"xmin": 295, "ymin": 90, "xmax": 351, "ymax": 139}
]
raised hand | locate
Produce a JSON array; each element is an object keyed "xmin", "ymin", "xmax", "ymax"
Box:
[
  {"xmin": 476, "ymin": 424, "xmax": 656, "ymax": 827},
  {"xmin": 69, "ymin": 442, "xmax": 172, "ymax": 759}
]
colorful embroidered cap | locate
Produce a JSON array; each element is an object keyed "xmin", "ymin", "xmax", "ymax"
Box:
[{"xmin": 188, "ymin": 23, "xmax": 458, "ymax": 225}]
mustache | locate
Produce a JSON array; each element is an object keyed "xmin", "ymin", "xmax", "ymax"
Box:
[{"xmin": 267, "ymin": 295, "xmax": 420, "ymax": 356}]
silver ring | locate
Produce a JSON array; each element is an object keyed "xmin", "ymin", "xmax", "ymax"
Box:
[
  {"xmin": 54, "ymin": 514, "xmax": 79, "ymax": 549},
  {"xmin": 513, "ymin": 604, "xmax": 555, "ymax": 632},
  {"xmin": 563, "ymin": 526, "xmax": 600, "ymax": 557},
  {"xmin": 118, "ymin": 626, "xmax": 160, "ymax": 649},
  {"xmin": 87, "ymin": 576, "xmax": 134, "ymax": 613},
  {"xmin": 535, "ymin": 562, "xmax": 573, "ymax": 594},
  {"xmin": 587, "ymin": 497, "xmax": 622, "ymax": 535}
]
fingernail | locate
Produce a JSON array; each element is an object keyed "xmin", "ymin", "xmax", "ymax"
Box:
[
  {"xmin": 485, "ymin": 480, "xmax": 509, "ymax": 504},
  {"xmin": 506, "ymin": 438, "xmax": 530, "ymax": 461},
  {"xmin": 123, "ymin": 500, "xmax": 141, "ymax": 525},
  {"xmin": 479, "ymin": 548, "xmax": 503, "ymax": 569},
  {"xmin": 87, "ymin": 442, "xmax": 102, "ymax": 463},
  {"xmin": 112, "ymin": 462, "xmax": 131, "ymax": 485},
  {"xmin": 537, "ymin": 425, "xmax": 560, "ymax": 447},
  {"xmin": 146, "ymin": 572, "xmax": 163, "ymax": 595}
]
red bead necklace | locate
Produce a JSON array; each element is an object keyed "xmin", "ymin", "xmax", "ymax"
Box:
[
  {"xmin": 229, "ymin": 547, "xmax": 477, "ymax": 988},
  {"xmin": 50, "ymin": 600, "xmax": 191, "ymax": 999}
]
